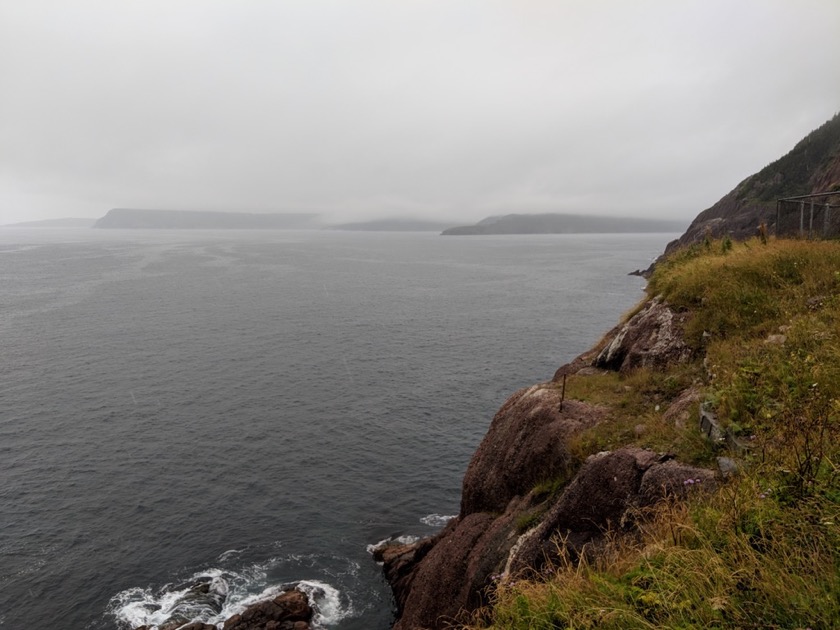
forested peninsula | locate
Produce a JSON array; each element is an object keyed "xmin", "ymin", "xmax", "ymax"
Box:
[
  {"xmin": 442, "ymin": 214, "xmax": 686, "ymax": 235},
  {"xmin": 375, "ymin": 112, "xmax": 840, "ymax": 629}
]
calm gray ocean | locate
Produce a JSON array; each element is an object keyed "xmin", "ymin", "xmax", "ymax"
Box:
[{"xmin": 0, "ymin": 229, "xmax": 673, "ymax": 629}]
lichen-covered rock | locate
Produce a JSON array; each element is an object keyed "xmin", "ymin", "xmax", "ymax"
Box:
[
  {"xmin": 594, "ymin": 297, "xmax": 691, "ymax": 373},
  {"xmin": 662, "ymin": 387, "xmax": 703, "ymax": 429},
  {"xmin": 460, "ymin": 385, "xmax": 605, "ymax": 516}
]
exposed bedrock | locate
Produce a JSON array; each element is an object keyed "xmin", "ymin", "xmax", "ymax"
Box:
[
  {"xmin": 509, "ymin": 447, "xmax": 715, "ymax": 574},
  {"xmin": 382, "ymin": 444, "xmax": 715, "ymax": 629},
  {"xmin": 592, "ymin": 296, "xmax": 691, "ymax": 373},
  {"xmin": 461, "ymin": 385, "xmax": 606, "ymax": 516},
  {"xmin": 381, "ymin": 297, "xmax": 710, "ymax": 629}
]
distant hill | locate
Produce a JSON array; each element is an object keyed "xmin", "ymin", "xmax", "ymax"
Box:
[
  {"xmin": 94, "ymin": 208, "xmax": 318, "ymax": 229},
  {"xmin": 3, "ymin": 218, "xmax": 96, "ymax": 228},
  {"xmin": 442, "ymin": 213, "xmax": 687, "ymax": 235},
  {"xmin": 666, "ymin": 112, "xmax": 840, "ymax": 254},
  {"xmin": 326, "ymin": 218, "xmax": 459, "ymax": 232}
]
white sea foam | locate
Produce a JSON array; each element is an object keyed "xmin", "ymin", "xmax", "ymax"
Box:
[
  {"xmin": 218, "ymin": 548, "xmax": 246, "ymax": 562},
  {"xmin": 109, "ymin": 561, "xmax": 352, "ymax": 629},
  {"xmin": 420, "ymin": 513, "xmax": 457, "ymax": 528},
  {"xmin": 365, "ymin": 534, "xmax": 420, "ymax": 556}
]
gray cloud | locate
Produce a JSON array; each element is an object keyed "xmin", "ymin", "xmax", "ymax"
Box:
[{"xmin": 2, "ymin": 0, "xmax": 839, "ymax": 224}]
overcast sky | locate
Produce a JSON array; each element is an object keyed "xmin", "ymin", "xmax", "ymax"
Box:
[{"xmin": 2, "ymin": 0, "xmax": 839, "ymax": 225}]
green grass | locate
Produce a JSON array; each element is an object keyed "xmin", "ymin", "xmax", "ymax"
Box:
[{"xmin": 464, "ymin": 238, "xmax": 840, "ymax": 630}]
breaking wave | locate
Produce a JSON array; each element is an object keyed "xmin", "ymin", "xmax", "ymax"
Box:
[
  {"xmin": 109, "ymin": 559, "xmax": 353, "ymax": 629},
  {"xmin": 420, "ymin": 513, "xmax": 457, "ymax": 528}
]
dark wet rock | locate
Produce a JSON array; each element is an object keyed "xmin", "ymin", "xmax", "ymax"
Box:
[
  {"xmin": 222, "ymin": 589, "xmax": 312, "ymax": 630},
  {"xmin": 383, "ymin": 445, "xmax": 716, "ymax": 629},
  {"xmin": 594, "ymin": 297, "xmax": 691, "ymax": 373},
  {"xmin": 373, "ymin": 533, "xmax": 442, "ymax": 615},
  {"xmin": 137, "ymin": 577, "xmax": 227, "ymax": 630},
  {"xmin": 385, "ymin": 495, "xmax": 536, "ymax": 630},
  {"xmin": 460, "ymin": 384, "xmax": 605, "ymax": 516}
]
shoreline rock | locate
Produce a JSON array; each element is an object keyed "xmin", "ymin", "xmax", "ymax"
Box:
[
  {"xmin": 134, "ymin": 587, "xmax": 313, "ymax": 630},
  {"xmin": 379, "ymin": 295, "xmax": 715, "ymax": 629}
]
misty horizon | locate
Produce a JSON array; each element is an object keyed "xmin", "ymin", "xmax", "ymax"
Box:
[{"xmin": 2, "ymin": 1, "xmax": 839, "ymax": 226}]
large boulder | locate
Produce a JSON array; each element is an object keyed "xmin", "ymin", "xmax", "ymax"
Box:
[
  {"xmin": 222, "ymin": 589, "xmax": 312, "ymax": 630},
  {"xmin": 510, "ymin": 447, "xmax": 715, "ymax": 573},
  {"xmin": 593, "ymin": 297, "xmax": 691, "ymax": 373},
  {"xmin": 380, "ymin": 494, "xmax": 537, "ymax": 630},
  {"xmin": 460, "ymin": 384, "xmax": 605, "ymax": 516}
]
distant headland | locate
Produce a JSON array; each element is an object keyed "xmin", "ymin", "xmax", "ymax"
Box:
[
  {"xmin": 93, "ymin": 208, "xmax": 318, "ymax": 229},
  {"xmin": 441, "ymin": 213, "xmax": 687, "ymax": 235}
]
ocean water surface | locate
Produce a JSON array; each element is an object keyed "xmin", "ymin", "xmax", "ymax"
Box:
[{"xmin": 0, "ymin": 229, "xmax": 673, "ymax": 629}]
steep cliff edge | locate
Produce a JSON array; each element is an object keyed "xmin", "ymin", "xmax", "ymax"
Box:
[
  {"xmin": 376, "ymin": 290, "xmax": 713, "ymax": 629},
  {"xmin": 664, "ymin": 112, "xmax": 840, "ymax": 255},
  {"xmin": 378, "ymin": 238, "xmax": 840, "ymax": 629}
]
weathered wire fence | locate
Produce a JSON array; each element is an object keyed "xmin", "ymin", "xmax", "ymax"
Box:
[{"xmin": 776, "ymin": 192, "xmax": 840, "ymax": 239}]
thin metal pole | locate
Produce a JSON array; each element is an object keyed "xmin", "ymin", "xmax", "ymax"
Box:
[
  {"xmin": 810, "ymin": 200, "xmax": 815, "ymax": 238},
  {"xmin": 559, "ymin": 373, "xmax": 566, "ymax": 412},
  {"xmin": 825, "ymin": 202, "xmax": 830, "ymax": 237},
  {"xmin": 800, "ymin": 200, "xmax": 805, "ymax": 237}
]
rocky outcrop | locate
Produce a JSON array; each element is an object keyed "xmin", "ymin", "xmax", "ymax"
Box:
[
  {"xmin": 379, "ymin": 289, "xmax": 713, "ymax": 629},
  {"xmin": 461, "ymin": 385, "xmax": 606, "ymax": 515},
  {"xmin": 222, "ymin": 589, "xmax": 313, "ymax": 630},
  {"xmin": 135, "ymin": 588, "xmax": 313, "ymax": 630},
  {"xmin": 663, "ymin": 112, "xmax": 840, "ymax": 255},
  {"xmin": 593, "ymin": 297, "xmax": 691, "ymax": 373},
  {"xmin": 510, "ymin": 448, "xmax": 714, "ymax": 573},
  {"xmin": 381, "ymin": 442, "xmax": 715, "ymax": 629}
]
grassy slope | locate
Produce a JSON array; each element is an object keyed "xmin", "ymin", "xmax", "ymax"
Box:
[{"xmin": 468, "ymin": 238, "xmax": 840, "ymax": 630}]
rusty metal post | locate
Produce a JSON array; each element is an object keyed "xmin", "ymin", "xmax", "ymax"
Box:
[{"xmin": 559, "ymin": 373, "xmax": 566, "ymax": 412}]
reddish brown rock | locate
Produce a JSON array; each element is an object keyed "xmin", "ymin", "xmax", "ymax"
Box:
[
  {"xmin": 222, "ymin": 589, "xmax": 312, "ymax": 630},
  {"xmin": 385, "ymin": 495, "xmax": 537, "ymax": 630},
  {"xmin": 373, "ymin": 532, "xmax": 445, "ymax": 615},
  {"xmin": 460, "ymin": 385, "xmax": 605, "ymax": 516},
  {"xmin": 638, "ymin": 458, "xmax": 716, "ymax": 505},
  {"xmin": 510, "ymin": 447, "xmax": 715, "ymax": 573},
  {"xmin": 593, "ymin": 297, "xmax": 691, "ymax": 373}
]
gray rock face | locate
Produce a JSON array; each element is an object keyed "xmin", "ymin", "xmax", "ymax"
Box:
[{"xmin": 594, "ymin": 297, "xmax": 691, "ymax": 373}]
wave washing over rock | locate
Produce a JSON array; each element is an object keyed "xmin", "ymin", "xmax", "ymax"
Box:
[{"xmin": 110, "ymin": 561, "xmax": 351, "ymax": 630}]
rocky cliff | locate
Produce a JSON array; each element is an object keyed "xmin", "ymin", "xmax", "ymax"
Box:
[
  {"xmin": 664, "ymin": 112, "xmax": 840, "ymax": 255},
  {"xmin": 375, "ymin": 295, "xmax": 715, "ymax": 629}
]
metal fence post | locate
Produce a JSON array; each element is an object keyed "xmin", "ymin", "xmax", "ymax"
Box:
[{"xmin": 800, "ymin": 200, "xmax": 805, "ymax": 237}]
